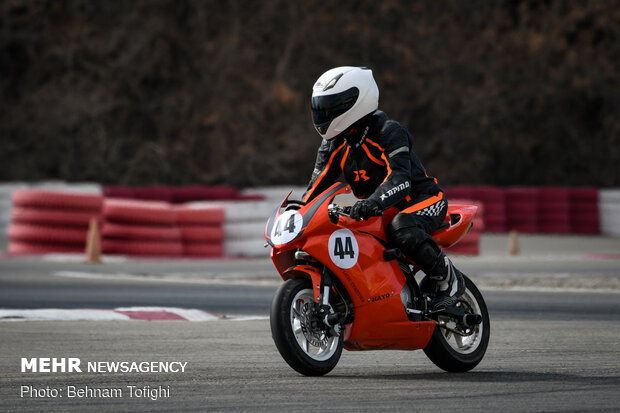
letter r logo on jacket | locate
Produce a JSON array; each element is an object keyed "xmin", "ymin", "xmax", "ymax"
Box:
[{"xmin": 353, "ymin": 170, "xmax": 370, "ymax": 181}]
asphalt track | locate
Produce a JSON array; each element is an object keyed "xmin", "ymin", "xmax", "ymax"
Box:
[
  {"xmin": 2, "ymin": 304, "xmax": 619, "ymax": 412},
  {"xmin": 1, "ymin": 234, "xmax": 620, "ymax": 412}
]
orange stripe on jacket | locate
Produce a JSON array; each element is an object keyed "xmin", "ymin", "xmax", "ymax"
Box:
[
  {"xmin": 361, "ymin": 143, "xmax": 385, "ymax": 167},
  {"xmin": 380, "ymin": 151, "xmax": 393, "ymax": 184},
  {"xmin": 340, "ymin": 146, "xmax": 351, "ymax": 171},
  {"xmin": 363, "ymin": 139, "xmax": 396, "ymax": 184},
  {"xmin": 402, "ymin": 192, "xmax": 444, "ymax": 214},
  {"xmin": 303, "ymin": 141, "xmax": 347, "ymax": 203}
]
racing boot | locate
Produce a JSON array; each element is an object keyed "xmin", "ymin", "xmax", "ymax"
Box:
[{"xmin": 427, "ymin": 251, "xmax": 466, "ymax": 311}]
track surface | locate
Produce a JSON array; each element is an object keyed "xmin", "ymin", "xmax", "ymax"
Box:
[{"xmin": 1, "ymin": 250, "xmax": 619, "ymax": 412}]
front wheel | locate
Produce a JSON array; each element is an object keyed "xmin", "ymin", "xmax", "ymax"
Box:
[
  {"xmin": 270, "ymin": 278, "xmax": 344, "ymax": 376},
  {"xmin": 423, "ymin": 275, "xmax": 490, "ymax": 372}
]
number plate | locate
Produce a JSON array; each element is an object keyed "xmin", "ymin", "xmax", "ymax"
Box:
[
  {"xmin": 328, "ymin": 229, "xmax": 359, "ymax": 269},
  {"xmin": 270, "ymin": 210, "xmax": 303, "ymax": 245}
]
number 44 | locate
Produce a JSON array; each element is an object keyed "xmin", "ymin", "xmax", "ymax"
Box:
[{"xmin": 333, "ymin": 236, "xmax": 355, "ymax": 259}]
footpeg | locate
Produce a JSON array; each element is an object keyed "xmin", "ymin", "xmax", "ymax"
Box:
[{"xmin": 406, "ymin": 307, "xmax": 423, "ymax": 322}]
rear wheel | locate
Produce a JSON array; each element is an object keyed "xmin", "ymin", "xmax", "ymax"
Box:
[
  {"xmin": 270, "ymin": 278, "xmax": 343, "ymax": 376},
  {"xmin": 423, "ymin": 275, "xmax": 490, "ymax": 372}
]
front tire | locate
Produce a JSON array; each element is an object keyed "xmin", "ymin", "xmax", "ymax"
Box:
[
  {"xmin": 270, "ymin": 278, "xmax": 343, "ymax": 376},
  {"xmin": 423, "ymin": 275, "xmax": 490, "ymax": 372}
]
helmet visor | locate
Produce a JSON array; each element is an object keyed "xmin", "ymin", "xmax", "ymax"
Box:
[{"xmin": 311, "ymin": 87, "xmax": 359, "ymax": 134}]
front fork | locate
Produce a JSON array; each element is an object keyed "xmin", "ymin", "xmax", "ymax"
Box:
[
  {"xmin": 316, "ymin": 267, "xmax": 344, "ymax": 337},
  {"xmin": 284, "ymin": 263, "xmax": 345, "ymax": 337}
]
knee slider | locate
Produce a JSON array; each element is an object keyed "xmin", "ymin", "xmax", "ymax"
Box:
[
  {"xmin": 412, "ymin": 241, "xmax": 441, "ymax": 272},
  {"xmin": 387, "ymin": 225, "xmax": 428, "ymax": 258}
]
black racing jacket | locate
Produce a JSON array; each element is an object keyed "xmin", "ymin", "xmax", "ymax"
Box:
[{"xmin": 302, "ymin": 111, "xmax": 442, "ymax": 210}]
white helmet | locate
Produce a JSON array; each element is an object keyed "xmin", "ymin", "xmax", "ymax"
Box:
[{"xmin": 311, "ymin": 66, "xmax": 379, "ymax": 140}]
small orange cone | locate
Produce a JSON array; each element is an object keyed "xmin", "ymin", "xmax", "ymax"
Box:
[
  {"xmin": 85, "ymin": 217, "xmax": 102, "ymax": 264},
  {"xmin": 508, "ymin": 230, "xmax": 519, "ymax": 255}
]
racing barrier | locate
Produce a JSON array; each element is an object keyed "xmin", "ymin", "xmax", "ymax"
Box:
[
  {"xmin": 101, "ymin": 199, "xmax": 184, "ymax": 257},
  {"xmin": 569, "ymin": 188, "xmax": 600, "ymax": 234},
  {"xmin": 8, "ymin": 188, "xmax": 103, "ymax": 254},
  {"xmin": 4, "ymin": 184, "xmax": 232, "ymax": 257},
  {"xmin": 3, "ymin": 183, "xmax": 620, "ymax": 258},
  {"xmin": 505, "ymin": 187, "xmax": 539, "ymax": 234},
  {"xmin": 103, "ymin": 185, "xmax": 263, "ymax": 203},
  {"xmin": 471, "ymin": 187, "xmax": 507, "ymax": 233},
  {"xmin": 175, "ymin": 205, "xmax": 225, "ymax": 257},
  {"xmin": 182, "ymin": 198, "xmax": 279, "ymax": 257},
  {"xmin": 443, "ymin": 186, "xmax": 603, "ymax": 236},
  {"xmin": 538, "ymin": 188, "xmax": 571, "ymax": 234}
]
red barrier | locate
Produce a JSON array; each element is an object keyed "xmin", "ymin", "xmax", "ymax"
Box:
[
  {"xmin": 538, "ymin": 187, "xmax": 570, "ymax": 233},
  {"xmin": 8, "ymin": 223, "xmax": 89, "ymax": 245},
  {"xmin": 102, "ymin": 185, "xmax": 256, "ymax": 203},
  {"xmin": 6, "ymin": 185, "xmax": 608, "ymax": 258},
  {"xmin": 134, "ymin": 186, "xmax": 174, "ymax": 203},
  {"xmin": 179, "ymin": 226, "xmax": 225, "ymax": 242},
  {"xmin": 8, "ymin": 190, "xmax": 103, "ymax": 254},
  {"xmin": 505, "ymin": 188, "xmax": 539, "ymax": 233},
  {"xmin": 100, "ymin": 200, "xmax": 227, "ymax": 257},
  {"xmin": 103, "ymin": 186, "xmax": 135, "ymax": 199},
  {"xmin": 569, "ymin": 188, "xmax": 600, "ymax": 234},
  {"xmin": 11, "ymin": 207, "xmax": 97, "ymax": 228},
  {"xmin": 172, "ymin": 185, "xmax": 213, "ymax": 203},
  {"xmin": 174, "ymin": 205, "xmax": 226, "ymax": 256},
  {"xmin": 13, "ymin": 189, "xmax": 103, "ymax": 211},
  {"xmin": 175, "ymin": 206, "xmax": 226, "ymax": 225},
  {"xmin": 102, "ymin": 222, "xmax": 182, "ymax": 241},
  {"xmin": 103, "ymin": 199, "xmax": 177, "ymax": 226},
  {"xmin": 471, "ymin": 186, "xmax": 506, "ymax": 232}
]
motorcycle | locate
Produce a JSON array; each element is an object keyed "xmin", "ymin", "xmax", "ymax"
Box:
[{"xmin": 265, "ymin": 182, "xmax": 489, "ymax": 376}]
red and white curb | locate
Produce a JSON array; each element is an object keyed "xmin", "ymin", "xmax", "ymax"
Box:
[{"xmin": 0, "ymin": 307, "xmax": 224, "ymax": 322}]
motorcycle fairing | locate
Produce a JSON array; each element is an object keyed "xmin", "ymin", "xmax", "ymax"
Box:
[
  {"xmin": 266, "ymin": 182, "xmax": 477, "ymax": 351},
  {"xmin": 281, "ymin": 264, "xmax": 323, "ymax": 303},
  {"xmin": 265, "ymin": 183, "xmax": 348, "ymax": 248}
]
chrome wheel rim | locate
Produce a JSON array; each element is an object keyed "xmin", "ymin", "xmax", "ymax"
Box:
[
  {"xmin": 438, "ymin": 287, "xmax": 484, "ymax": 355},
  {"xmin": 290, "ymin": 288, "xmax": 339, "ymax": 361}
]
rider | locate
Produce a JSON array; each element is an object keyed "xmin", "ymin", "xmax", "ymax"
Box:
[{"xmin": 303, "ymin": 66, "xmax": 465, "ymax": 310}]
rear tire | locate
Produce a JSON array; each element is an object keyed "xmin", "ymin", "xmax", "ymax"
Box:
[
  {"xmin": 423, "ymin": 275, "xmax": 490, "ymax": 372},
  {"xmin": 270, "ymin": 278, "xmax": 343, "ymax": 376}
]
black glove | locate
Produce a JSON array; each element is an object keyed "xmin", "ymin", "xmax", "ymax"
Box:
[{"xmin": 350, "ymin": 199, "xmax": 381, "ymax": 221}]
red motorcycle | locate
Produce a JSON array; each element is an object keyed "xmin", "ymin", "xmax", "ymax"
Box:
[{"xmin": 266, "ymin": 182, "xmax": 489, "ymax": 376}]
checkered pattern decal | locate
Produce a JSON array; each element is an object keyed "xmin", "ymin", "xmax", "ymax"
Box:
[{"xmin": 414, "ymin": 200, "xmax": 446, "ymax": 217}]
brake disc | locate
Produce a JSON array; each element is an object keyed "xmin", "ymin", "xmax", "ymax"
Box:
[{"xmin": 299, "ymin": 303, "xmax": 330, "ymax": 348}]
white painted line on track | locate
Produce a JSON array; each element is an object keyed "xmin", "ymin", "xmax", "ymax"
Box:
[
  {"xmin": 227, "ymin": 315, "xmax": 269, "ymax": 321},
  {"xmin": 0, "ymin": 307, "xmax": 222, "ymax": 322},
  {"xmin": 0, "ymin": 308, "xmax": 130, "ymax": 321},
  {"xmin": 42, "ymin": 254, "xmax": 128, "ymax": 263},
  {"xmin": 51, "ymin": 270, "xmax": 620, "ymax": 293},
  {"xmin": 52, "ymin": 270, "xmax": 280, "ymax": 286},
  {"xmin": 114, "ymin": 307, "xmax": 221, "ymax": 321}
]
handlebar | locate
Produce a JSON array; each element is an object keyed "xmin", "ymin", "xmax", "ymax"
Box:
[
  {"xmin": 328, "ymin": 204, "xmax": 350, "ymax": 222},
  {"xmin": 328, "ymin": 204, "xmax": 383, "ymax": 222}
]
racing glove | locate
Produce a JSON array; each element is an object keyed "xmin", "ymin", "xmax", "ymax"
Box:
[{"xmin": 350, "ymin": 199, "xmax": 381, "ymax": 221}]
